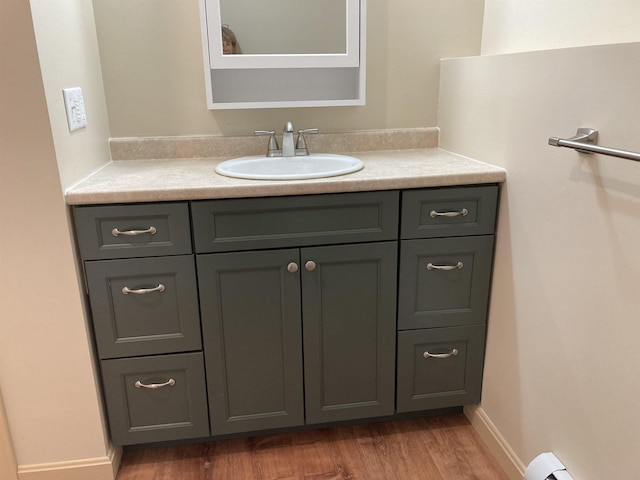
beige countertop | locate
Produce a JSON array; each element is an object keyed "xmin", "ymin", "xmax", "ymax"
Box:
[{"xmin": 65, "ymin": 148, "xmax": 506, "ymax": 205}]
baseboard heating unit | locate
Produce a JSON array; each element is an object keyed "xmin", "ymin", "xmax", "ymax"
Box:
[{"xmin": 524, "ymin": 452, "xmax": 574, "ymax": 480}]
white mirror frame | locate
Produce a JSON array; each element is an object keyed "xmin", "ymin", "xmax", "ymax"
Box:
[{"xmin": 204, "ymin": 0, "xmax": 361, "ymax": 69}]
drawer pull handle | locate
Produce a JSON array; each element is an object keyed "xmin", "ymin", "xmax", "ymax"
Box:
[
  {"xmin": 135, "ymin": 378, "xmax": 176, "ymax": 389},
  {"xmin": 287, "ymin": 262, "xmax": 299, "ymax": 273},
  {"xmin": 122, "ymin": 284, "xmax": 166, "ymax": 295},
  {"xmin": 423, "ymin": 349, "xmax": 459, "ymax": 359},
  {"xmin": 429, "ymin": 208, "xmax": 468, "ymax": 218},
  {"xmin": 111, "ymin": 226, "xmax": 157, "ymax": 237},
  {"xmin": 305, "ymin": 260, "xmax": 317, "ymax": 272},
  {"xmin": 427, "ymin": 262, "xmax": 464, "ymax": 271}
]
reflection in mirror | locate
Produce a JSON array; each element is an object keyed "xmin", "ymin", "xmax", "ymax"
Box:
[
  {"xmin": 220, "ymin": 0, "xmax": 347, "ymax": 55},
  {"xmin": 221, "ymin": 25, "xmax": 242, "ymax": 54}
]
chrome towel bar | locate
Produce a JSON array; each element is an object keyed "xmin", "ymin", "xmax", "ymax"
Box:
[{"xmin": 548, "ymin": 128, "xmax": 640, "ymax": 162}]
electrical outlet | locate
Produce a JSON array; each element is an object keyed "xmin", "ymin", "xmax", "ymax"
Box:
[{"xmin": 62, "ymin": 87, "xmax": 87, "ymax": 132}]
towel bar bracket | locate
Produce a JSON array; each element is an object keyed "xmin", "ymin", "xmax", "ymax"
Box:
[{"xmin": 548, "ymin": 128, "xmax": 640, "ymax": 162}]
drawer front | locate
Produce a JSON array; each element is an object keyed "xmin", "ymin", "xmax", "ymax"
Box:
[
  {"xmin": 85, "ymin": 256, "xmax": 201, "ymax": 359},
  {"xmin": 396, "ymin": 325, "xmax": 486, "ymax": 412},
  {"xmin": 101, "ymin": 353, "xmax": 209, "ymax": 445},
  {"xmin": 191, "ymin": 191, "xmax": 399, "ymax": 253},
  {"xmin": 398, "ymin": 236, "xmax": 494, "ymax": 330},
  {"xmin": 74, "ymin": 203, "xmax": 192, "ymax": 260},
  {"xmin": 401, "ymin": 185, "xmax": 498, "ymax": 239}
]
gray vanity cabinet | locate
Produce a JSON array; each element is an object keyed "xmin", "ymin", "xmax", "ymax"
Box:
[
  {"xmin": 74, "ymin": 184, "xmax": 498, "ymax": 446},
  {"xmin": 193, "ymin": 192, "xmax": 399, "ymax": 434}
]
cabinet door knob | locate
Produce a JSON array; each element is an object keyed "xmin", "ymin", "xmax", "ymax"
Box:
[
  {"xmin": 305, "ymin": 260, "xmax": 317, "ymax": 271},
  {"xmin": 287, "ymin": 262, "xmax": 299, "ymax": 273},
  {"xmin": 423, "ymin": 349, "xmax": 459, "ymax": 359}
]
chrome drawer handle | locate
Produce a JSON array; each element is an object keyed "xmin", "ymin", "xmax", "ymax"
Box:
[
  {"xmin": 427, "ymin": 262, "xmax": 463, "ymax": 271},
  {"xmin": 305, "ymin": 260, "xmax": 317, "ymax": 272},
  {"xmin": 423, "ymin": 349, "xmax": 459, "ymax": 359},
  {"xmin": 429, "ymin": 208, "xmax": 468, "ymax": 218},
  {"xmin": 135, "ymin": 378, "xmax": 176, "ymax": 389},
  {"xmin": 111, "ymin": 226, "xmax": 157, "ymax": 236},
  {"xmin": 122, "ymin": 284, "xmax": 166, "ymax": 295},
  {"xmin": 287, "ymin": 262, "xmax": 299, "ymax": 273}
]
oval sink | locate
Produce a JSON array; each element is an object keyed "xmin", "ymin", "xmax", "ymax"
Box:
[{"xmin": 215, "ymin": 154, "xmax": 364, "ymax": 180}]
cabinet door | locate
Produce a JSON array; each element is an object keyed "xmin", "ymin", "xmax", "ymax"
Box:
[
  {"xmin": 302, "ymin": 242, "xmax": 397, "ymax": 424},
  {"xmin": 197, "ymin": 249, "xmax": 304, "ymax": 435},
  {"xmin": 398, "ymin": 235, "xmax": 494, "ymax": 330},
  {"xmin": 396, "ymin": 325, "xmax": 486, "ymax": 412}
]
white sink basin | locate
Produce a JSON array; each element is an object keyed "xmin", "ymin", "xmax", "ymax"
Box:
[{"xmin": 215, "ymin": 154, "xmax": 364, "ymax": 180}]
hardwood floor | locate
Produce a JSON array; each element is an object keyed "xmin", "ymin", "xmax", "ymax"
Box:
[{"xmin": 116, "ymin": 414, "xmax": 508, "ymax": 480}]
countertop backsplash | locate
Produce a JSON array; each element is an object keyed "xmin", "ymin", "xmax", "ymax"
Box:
[{"xmin": 109, "ymin": 128, "xmax": 440, "ymax": 161}]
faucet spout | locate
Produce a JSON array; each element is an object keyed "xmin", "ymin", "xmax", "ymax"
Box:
[{"xmin": 282, "ymin": 122, "xmax": 295, "ymax": 157}]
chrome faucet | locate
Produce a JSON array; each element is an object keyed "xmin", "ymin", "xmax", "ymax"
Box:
[
  {"xmin": 255, "ymin": 122, "xmax": 319, "ymax": 157},
  {"xmin": 282, "ymin": 122, "xmax": 295, "ymax": 157}
]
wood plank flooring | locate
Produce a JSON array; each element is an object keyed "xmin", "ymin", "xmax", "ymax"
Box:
[{"xmin": 116, "ymin": 414, "xmax": 508, "ymax": 480}]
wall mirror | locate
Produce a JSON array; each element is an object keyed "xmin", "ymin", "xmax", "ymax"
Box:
[
  {"xmin": 203, "ymin": 0, "xmax": 360, "ymax": 69},
  {"xmin": 199, "ymin": 0, "xmax": 366, "ymax": 108}
]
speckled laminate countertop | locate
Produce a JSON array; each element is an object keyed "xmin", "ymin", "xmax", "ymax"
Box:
[{"xmin": 65, "ymin": 148, "xmax": 506, "ymax": 205}]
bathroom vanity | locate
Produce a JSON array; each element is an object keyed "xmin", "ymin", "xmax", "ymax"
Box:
[{"xmin": 68, "ymin": 145, "xmax": 505, "ymax": 446}]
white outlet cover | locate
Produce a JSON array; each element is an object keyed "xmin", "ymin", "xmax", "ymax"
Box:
[{"xmin": 62, "ymin": 87, "xmax": 87, "ymax": 132}]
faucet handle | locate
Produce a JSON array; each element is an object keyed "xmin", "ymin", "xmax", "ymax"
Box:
[
  {"xmin": 255, "ymin": 130, "xmax": 280, "ymax": 157},
  {"xmin": 296, "ymin": 128, "xmax": 319, "ymax": 156}
]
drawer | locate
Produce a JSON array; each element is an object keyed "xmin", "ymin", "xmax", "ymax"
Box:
[
  {"xmin": 191, "ymin": 191, "xmax": 399, "ymax": 253},
  {"xmin": 74, "ymin": 202, "xmax": 192, "ymax": 260},
  {"xmin": 85, "ymin": 256, "xmax": 201, "ymax": 359},
  {"xmin": 396, "ymin": 325, "xmax": 485, "ymax": 412},
  {"xmin": 101, "ymin": 352, "xmax": 209, "ymax": 445},
  {"xmin": 401, "ymin": 185, "xmax": 498, "ymax": 239},
  {"xmin": 398, "ymin": 236, "xmax": 494, "ymax": 330}
]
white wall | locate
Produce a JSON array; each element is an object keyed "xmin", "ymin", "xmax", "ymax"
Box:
[
  {"xmin": 438, "ymin": 39, "xmax": 640, "ymax": 480},
  {"xmin": 30, "ymin": 0, "xmax": 112, "ymax": 189},
  {"xmin": 482, "ymin": 0, "xmax": 640, "ymax": 54},
  {"xmin": 440, "ymin": 4, "xmax": 640, "ymax": 479},
  {"xmin": 91, "ymin": 0, "xmax": 485, "ymax": 137},
  {"xmin": 1, "ymin": 1, "xmax": 116, "ymax": 479}
]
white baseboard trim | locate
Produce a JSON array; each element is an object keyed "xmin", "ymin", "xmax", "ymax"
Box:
[
  {"xmin": 18, "ymin": 445, "xmax": 122, "ymax": 480},
  {"xmin": 464, "ymin": 405, "xmax": 525, "ymax": 480}
]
